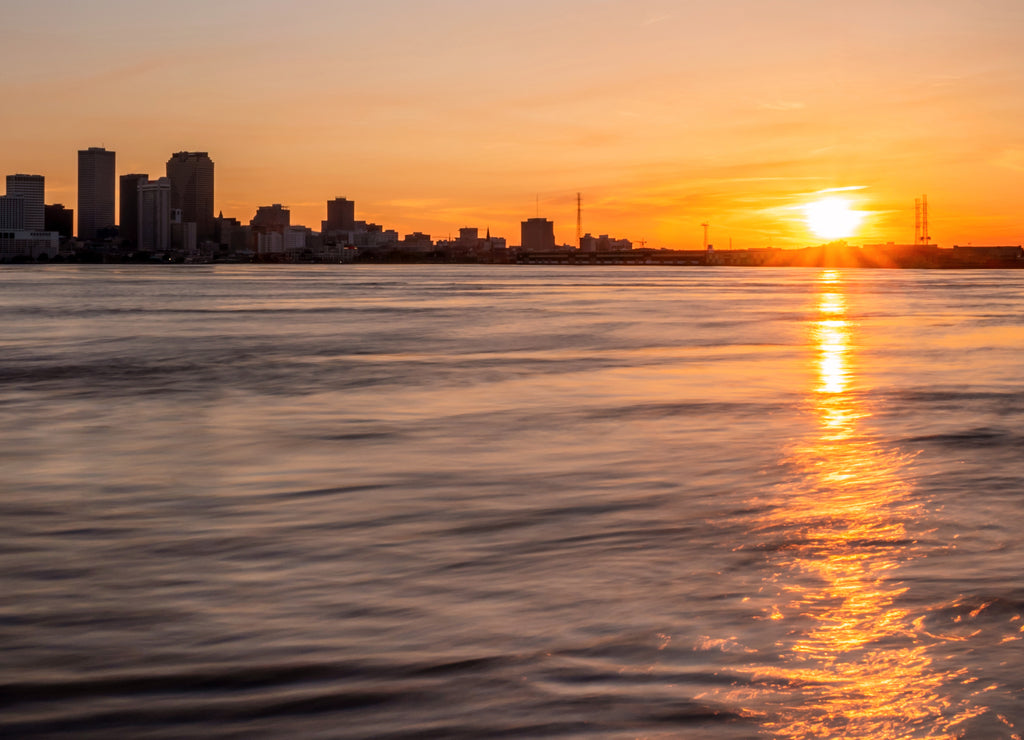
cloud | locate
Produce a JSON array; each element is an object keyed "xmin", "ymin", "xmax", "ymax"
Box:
[
  {"xmin": 994, "ymin": 148, "xmax": 1024, "ymax": 171},
  {"xmin": 641, "ymin": 13, "xmax": 675, "ymax": 26}
]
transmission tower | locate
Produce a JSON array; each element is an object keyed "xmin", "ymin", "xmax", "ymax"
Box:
[{"xmin": 915, "ymin": 194, "xmax": 930, "ymax": 244}]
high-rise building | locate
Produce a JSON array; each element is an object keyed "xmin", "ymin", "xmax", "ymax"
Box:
[
  {"xmin": 521, "ymin": 218, "xmax": 555, "ymax": 252},
  {"xmin": 0, "ymin": 195, "xmax": 25, "ymax": 230},
  {"xmin": 6, "ymin": 174, "xmax": 45, "ymax": 230},
  {"xmin": 119, "ymin": 174, "xmax": 149, "ymax": 247},
  {"xmin": 78, "ymin": 147, "xmax": 116, "ymax": 240},
  {"xmin": 138, "ymin": 177, "xmax": 171, "ymax": 252},
  {"xmin": 166, "ymin": 152, "xmax": 214, "ymax": 240},
  {"xmin": 45, "ymin": 204, "xmax": 74, "ymax": 239},
  {"xmin": 322, "ymin": 197, "xmax": 355, "ymax": 232}
]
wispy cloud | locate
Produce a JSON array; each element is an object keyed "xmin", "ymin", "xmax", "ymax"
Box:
[
  {"xmin": 641, "ymin": 13, "xmax": 675, "ymax": 26},
  {"xmin": 994, "ymin": 148, "xmax": 1024, "ymax": 171},
  {"xmin": 813, "ymin": 185, "xmax": 868, "ymax": 194}
]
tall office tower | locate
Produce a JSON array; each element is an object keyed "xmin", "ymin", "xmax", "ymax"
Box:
[
  {"xmin": 137, "ymin": 177, "xmax": 171, "ymax": 252},
  {"xmin": 119, "ymin": 174, "xmax": 149, "ymax": 246},
  {"xmin": 0, "ymin": 195, "xmax": 25, "ymax": 229},
  {"xmin": 521, "ymin": 217, "xmax": 555, "ymax": 252},
  {"xmin": 6, "ymin": 174, "xmax": 45, "ymax": 230},
  {"xmin": 166, "ymin": 152, "xmax": 214, "ymax": 240},
  {"xmin": 78, "ymin": 147, "xmax": 116, "ymax": 240},
  {"xmin": 322, "ymin": 197, "xmax": 355, "ymax": 232},
  {"xmin": 44, "ymin": 204, "xmax": 74, "ymax": 239}
]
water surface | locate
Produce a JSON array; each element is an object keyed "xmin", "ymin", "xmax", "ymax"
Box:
[{"xmin": 1, "ymin": 265, "xmax": 1022, "ymax": 738}]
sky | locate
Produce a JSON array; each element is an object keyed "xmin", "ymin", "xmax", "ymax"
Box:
[{"xmin": 3, "ymin": 0, "xmax": 1024, "ymax": 248}]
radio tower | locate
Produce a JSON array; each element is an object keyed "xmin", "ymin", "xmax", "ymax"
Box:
[
  {"xmin": 576, "ymin": 192, "xmax": 582, "ymax": 248},
  {"xmin": 701, "ymin": 222, "xmax": 710, "ymax": 250},
  {"xmin": 914, "ymin": 195, "xmax": 931, "ymax": 244}
]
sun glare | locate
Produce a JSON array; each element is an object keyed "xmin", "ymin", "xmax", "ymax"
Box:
[{"xmin": 804, "ymin": 197, "xmax": 865, "ymax": 240}]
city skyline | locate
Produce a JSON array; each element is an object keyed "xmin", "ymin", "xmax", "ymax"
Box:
[{"xmin": 4, "ymin": 1, "xmax": 1024, "ymax": 248}]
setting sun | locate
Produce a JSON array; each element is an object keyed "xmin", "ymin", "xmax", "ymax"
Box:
[{"xmin": 804, "ymin": 197, "xmax": 866, "ymax": 241}]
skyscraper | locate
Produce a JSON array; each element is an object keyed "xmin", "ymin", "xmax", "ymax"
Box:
[
  {"xmin": 6, "ymin": 174, "xmax": 45, "ymax": 230},
  {"xmin": 166, "ymin": 152, "xmax": 214, "ymax": 240},
  {"xmin": 119, "ymin": 174, "xmax": 149, "ymax": 247},
  {"xmin": 137, "ymin": 177, "xmax": 171, "ymax": 252},
  {"xmin": 78, "ymin": 147, "xmax": 116, "ymax": 240}
]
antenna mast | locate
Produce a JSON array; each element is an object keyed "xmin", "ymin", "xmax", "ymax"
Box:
[
  {"xmin": 921, "ymin": 194, "xmax": 929, "ymax": 245},
  {"xmin": 576, "ymin": 193, "xmax": 582, "ymax": 248}
]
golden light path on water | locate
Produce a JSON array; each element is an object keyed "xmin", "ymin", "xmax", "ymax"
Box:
[{"xmin": 736, "ymin": 271, "xmax": 989, "ymax": 738}]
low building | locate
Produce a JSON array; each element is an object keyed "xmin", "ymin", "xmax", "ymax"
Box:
[
  {"xmin": 580, "ymin": 233, "xmax": 632, "ymax": 252},
  {"xmin": 171, "ymin": 220, "xmax": 197, "ymax": 254},
  {"xmin": 403, "ymin": 232, "xmax": 433, "ymax": 253},
  {"xmin": 284, "ymin": 226, "xmax": 308, "ymax": 252},
  {"xmin": 951, "ymin": 245, "xmax": 1024, "ymax": 264},
  {"xmin": 257, "ymin": 231, "xmax": 284, "ymax": 254},
  {"xmin": 0, "ymin": 230, "xmax": 60, "ymax": 261}
]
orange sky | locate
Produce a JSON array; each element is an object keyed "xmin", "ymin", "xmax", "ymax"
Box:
[{"xmin": 3, "ymin": 0, "xmax": 1023, "ymax": 248}]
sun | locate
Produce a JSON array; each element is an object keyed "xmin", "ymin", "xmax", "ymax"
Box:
[{"xmin": 803, "ymin": 197, "xmax": 865, "ymax": 240}]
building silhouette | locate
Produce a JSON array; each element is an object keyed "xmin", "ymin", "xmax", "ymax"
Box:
[
  {"xmin": 580, "ymin": 233, "xmax": 632, "ymax": 252},
  {"xmin": 170, "ymin": 208, "xmax": 197, "ymax": 253},
  {"xmin": 322, "ymin": 197, "xmax": 356, "ymax": 232},
  {"xmin": 251, "ymin": 203, "xmax": 290, "ymax": 232},
  {"xmin": 78, "ymin": 147, "xmax": 116, "ymax": 240},
  {"xmin": 0, "ymin": 195, "xmax": 25, "ymax": 230},
  {"xmin": 138, "ymin": 178, "xmax": 171, "ymax": 252},
  {"xmin": 44, "ymin": 204, "xmax": 73, "ymax": 239},
  {"xmin": 119, "ymin": 174, "xmax": 149, "ymax": 247},
  {"xmin": 521, "ymin": 217, "xmax": 555, "ymax": 252},
  {"xmin": 5, "ymin": 175, "xmax": 45, "ymax": 230},
  {"xmin": 166, "ymin": 151, "xmax": 214, "ymax": 240},
  {"xmin": 250, "ymin": 204, "xmax": 291, "ymax": 255}
]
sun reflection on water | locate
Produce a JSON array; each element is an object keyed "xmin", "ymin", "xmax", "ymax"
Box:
[{"xmin": 737, "ymin": 270, "xmax": 984, "ymax": 738}]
